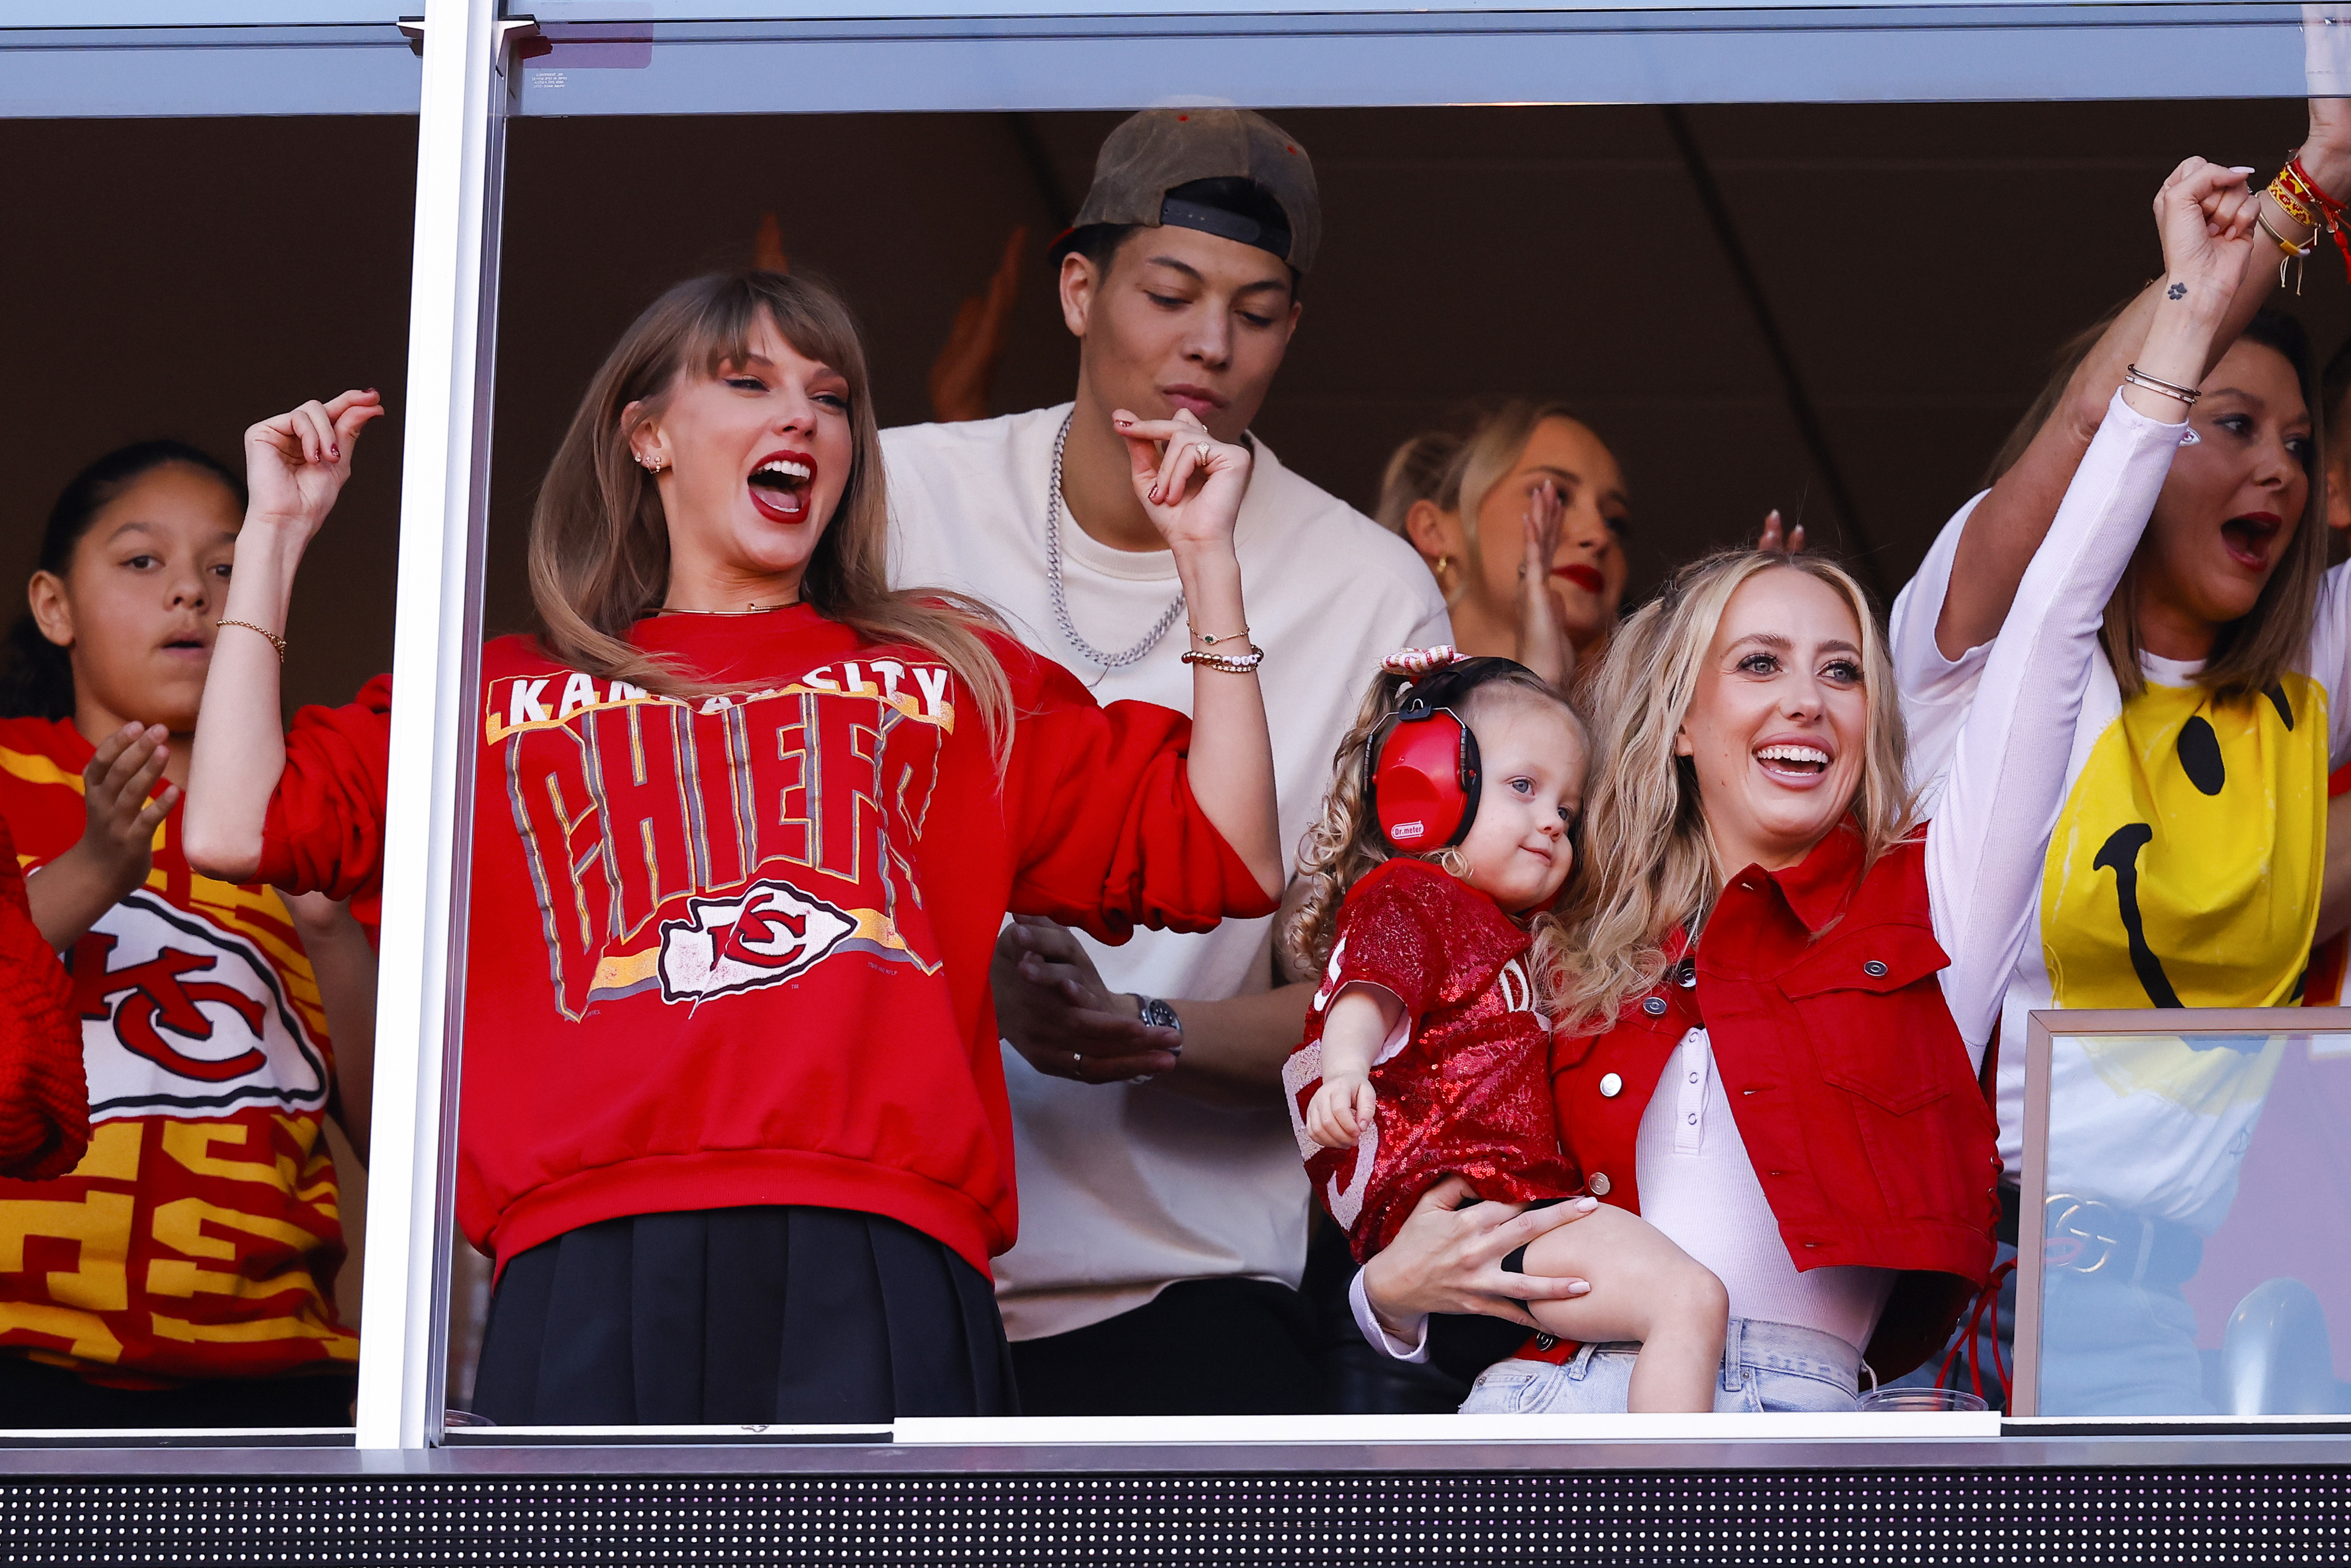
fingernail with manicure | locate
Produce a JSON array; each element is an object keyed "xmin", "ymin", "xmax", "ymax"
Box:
[
  {"xmin": 1574, "ymin": 1196, "xmax": 1600, "ymax": 1212},
  {"xmin": 1566, "ymin": 1281, "xmax": 1591, "ymax": 1296}
]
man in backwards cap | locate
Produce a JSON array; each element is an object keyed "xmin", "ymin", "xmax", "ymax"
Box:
[{"xmin": 886, "ymin": 109, "xmax": 1448, "ymax": 1415}]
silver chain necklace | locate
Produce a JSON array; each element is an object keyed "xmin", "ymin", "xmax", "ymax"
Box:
[{"xmin": 1044, "ymin": 411, "xmax": 1185, "ymax": 672}]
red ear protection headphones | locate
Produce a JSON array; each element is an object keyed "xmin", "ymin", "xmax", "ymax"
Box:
[{"xmin": 1361, "ymin": 658, "xmax": 1529, "ymax": 852}]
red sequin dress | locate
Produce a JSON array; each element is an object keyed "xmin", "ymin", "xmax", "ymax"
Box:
[{"xmin": 1282, "ymin": 858, "xmax": 1580, "ymax": 1261}]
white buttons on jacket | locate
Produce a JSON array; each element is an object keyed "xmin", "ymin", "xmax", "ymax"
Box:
[
  {"xmin": 1589, "ymin": 1172, "xmax": 1612, "ymax": 1195},
  {"xmin": 1599, "ymin": 1073, "xmax": 1622, "ymax": 1097}
]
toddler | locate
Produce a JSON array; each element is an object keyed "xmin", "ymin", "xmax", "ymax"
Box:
[{"xmin": 1282, "ymin": 648, "xmax": 1727, "ymax": 1412}]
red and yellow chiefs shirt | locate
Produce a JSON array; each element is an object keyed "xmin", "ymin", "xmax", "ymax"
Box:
[{"xmin": 0, "ymin": 716, "xmax": 354, "ymax": 1386}]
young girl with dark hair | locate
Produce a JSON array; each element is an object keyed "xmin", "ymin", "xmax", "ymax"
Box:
[
  {"xmin": 0, "ymin": 439, "xmax": 377, "ymax": 1428},
  {"xmin": 1281, "ymin": 649, "xmax": 1729, "ymax": 1412},
  {"xmin": 182, "ymin": 269, "xmax": 1284, "ymax": 1425}
]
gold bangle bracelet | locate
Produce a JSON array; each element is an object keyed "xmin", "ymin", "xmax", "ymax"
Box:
[
  {"xmin": 2258, "ymin": 206, "xmax": 2315, "ymax": 258},
  {"xmin": 216, "ymin": 618, "xmax": 288, "ymax": 664},
  {"xmin": 2123, "ymin": 368, "xmax": 2200, "ymax": 408}
]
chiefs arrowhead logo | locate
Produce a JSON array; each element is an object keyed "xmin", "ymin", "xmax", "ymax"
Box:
[
  {"xmin": 656, "ymin": 879, "xmax": 857, "ymax": 1004},
  {"xmin": 68, "ymin": 890, "xmax": 328, "ymax": 1119}
]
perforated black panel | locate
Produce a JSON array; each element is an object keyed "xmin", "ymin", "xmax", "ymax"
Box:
[{"xmin": 4, "ymin": 1469, "xmax": 2349, "ymax": 1565}]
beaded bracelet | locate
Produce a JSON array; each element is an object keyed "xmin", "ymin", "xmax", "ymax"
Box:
[{"xmin": 1181, "ymin": 644, "xmax": 1266, "ymax": 675}]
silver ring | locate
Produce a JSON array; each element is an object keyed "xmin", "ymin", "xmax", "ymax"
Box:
[
  {"xmin": 1070, "ymin": 1050, "xmax": 1083, "ymax": 1073},
  {"xmin": 1196, "ymin": 444, "xmax": 1212, "ymax": 461}
]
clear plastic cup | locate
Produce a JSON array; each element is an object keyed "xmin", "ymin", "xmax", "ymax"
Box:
[{"xmin": 1857, "ymin": 1386, "xmax": 1991, "ymax": 1413}]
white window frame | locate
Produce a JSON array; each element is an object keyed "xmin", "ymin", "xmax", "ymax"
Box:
[{"xmin": 7, "ymin": 0, "xmax": 2346, "ymax": 1458}]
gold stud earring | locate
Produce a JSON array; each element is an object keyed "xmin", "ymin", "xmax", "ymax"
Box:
[{"xmin": 1434, "ymin": 555, "xmax": 1451, "ymax": 578}]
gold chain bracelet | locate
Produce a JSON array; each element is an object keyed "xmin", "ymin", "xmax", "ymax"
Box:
[{"xmin": 216, "ymin": 618, "xmax": 288, "ymax": 664}]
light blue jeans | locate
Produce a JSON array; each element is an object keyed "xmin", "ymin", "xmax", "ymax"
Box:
[
  {"xmin": 2035, "ymin": 1267, "xmax": 2212, "ymax": 1416},
  {"xmin": 1458, "ymin": 1316, "xmax": 1863, "ymax": 1413}
]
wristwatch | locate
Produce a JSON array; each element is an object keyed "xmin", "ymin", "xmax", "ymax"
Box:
[
  {"xmin": 1128, "ymin": 995, "xmax": 1183, "ymax": 1084},
  {"xmin": 1134, "ymin": 994, "xmax": 1184, "ymax": 1054}
]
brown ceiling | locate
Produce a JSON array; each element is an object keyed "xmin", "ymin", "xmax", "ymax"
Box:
[{"xmin": 6, "ymin": 97, "xmax": 2346, "ymax": 716}]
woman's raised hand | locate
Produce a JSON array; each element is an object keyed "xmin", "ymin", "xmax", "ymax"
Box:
[
  {"xmin": 1113, "ymin": 407, "xmax": 1253, "ymax": 555},
  {"xmin": 2152, "ymin": 158, "xmax": 2260, "ymax": 303},
  {"xmin": 2123, "ymin": 159, "xmax": 2263, "ymax": 421},
  {"xmin": 243, "ymin": 389, "xmax": 384, "ymax": 541},
  {"xmin": 1513, "ymin": 479, "xmax": 1572, "ymax": 686}
]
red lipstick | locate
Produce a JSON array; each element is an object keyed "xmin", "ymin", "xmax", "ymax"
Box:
[{"xmin": 746, "ymin": 448, "xmax": 816, "ymax": 525}]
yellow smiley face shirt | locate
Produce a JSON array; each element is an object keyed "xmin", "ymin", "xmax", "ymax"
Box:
[
  {"xmin": 2041, "ymin": 674, "xmax": 2325, "ymax": 1017},
  {"xmin": 1894, "ymin": 499, "xmax": 2351, "ymax": 1237},
  {"xmin": 2024, "ymin": 668, "xmax": 2323, "ymax": 1228}
]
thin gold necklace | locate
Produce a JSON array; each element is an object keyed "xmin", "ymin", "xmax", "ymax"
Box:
[{"xmin": 654, "ymin": 598, "xmax": 798, "ymax": 615}]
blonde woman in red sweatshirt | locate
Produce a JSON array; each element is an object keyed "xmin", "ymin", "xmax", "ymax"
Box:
[{"xmin": 182, "ymin": 270, "xmax": 1282, "ymax": 1425}]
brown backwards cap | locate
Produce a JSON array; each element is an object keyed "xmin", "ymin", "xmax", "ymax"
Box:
[{"xmin": 1067, "ymin": 108, "xmax": 1321, "ymax": 274}]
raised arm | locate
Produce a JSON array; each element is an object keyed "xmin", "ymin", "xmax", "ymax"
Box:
[
  {"xmin": 1936, "ymin": 105, "xmax": 2351, "ymax": 660},
  {"xmin": 1113, "ymin": 408, "xmax": 1282, "ymax": 899},
  {"xmin": 1927, "ymin": 158, "xmax": 2258, "ymax": 1051},
  {"xmin": 182, "ymin": 390, "xmax": 381, "ymax": 882}
]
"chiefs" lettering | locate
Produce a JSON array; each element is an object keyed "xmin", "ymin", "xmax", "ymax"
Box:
[{"xmin": 497, "ymin": 662, "xmax": 949, "ymax": 1017}]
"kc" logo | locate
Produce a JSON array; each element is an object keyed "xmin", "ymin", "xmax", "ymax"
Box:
[{"xmin": 71, "ymin": 932, "xmax": 268, "ymax": 1083}]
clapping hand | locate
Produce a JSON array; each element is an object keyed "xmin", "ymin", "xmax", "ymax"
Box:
[
  {"xmin": 25, "ymin": 723, "xmax": 179, "ymax": 950},
  {"xmin": 78, "ymin": 723, "xmax": 176, "ymax": 905},
  {"xmin": 1515, "ymin": 478, "xmax": 1572, "ymax": 685}
]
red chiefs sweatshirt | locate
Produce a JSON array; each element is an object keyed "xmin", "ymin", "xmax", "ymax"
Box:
[{"xmin": 255, "ymin": 608, "xmax": 1274, "ymax": 1275}]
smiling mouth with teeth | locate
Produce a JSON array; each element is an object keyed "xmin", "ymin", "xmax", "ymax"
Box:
[
  {"xmin": 1755, "ymin": 743, "xmax": 1830, "ymax": 776},
  {"xmin": 747, "ymin": 451, "xmax": 816, "ymax": 522}
]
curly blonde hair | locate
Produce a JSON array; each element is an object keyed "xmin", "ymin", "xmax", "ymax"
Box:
[
  {"xmin": 1281, "ymin": 659, "xmax": 1589, "ymax": 1006},
  {"xmin": 1554, "ymin": 549, "xmax": 1913, "ymax": 1036}
]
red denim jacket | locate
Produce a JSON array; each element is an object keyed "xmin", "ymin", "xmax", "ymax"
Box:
[{"xmin": 1550, "ymin": 823, "xmax": 2001, "ymax": 1379}]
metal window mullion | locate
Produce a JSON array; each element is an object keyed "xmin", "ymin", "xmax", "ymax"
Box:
[{"xmin": 353, "ymin": 0, "xmax": 505, "ymax": 1452}]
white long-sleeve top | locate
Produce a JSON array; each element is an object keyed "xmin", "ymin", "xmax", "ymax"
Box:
[
  {"xmin": 1356, "ymin": 393, "xmax": 2193, "ymax": 1362},
  {"xmin": 1894, "ymin": 422, "xmax": 2351, "ymax": 1234}
]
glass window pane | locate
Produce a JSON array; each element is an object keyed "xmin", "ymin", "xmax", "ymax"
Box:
[
  {"xmin": 454, "ymin": 4, "xmax": 2351, "ymax": 1441},
  {"xmin": 0, "ymin": 24, "xmax": 418, "ymax": 118},
  {"xmin": 508, "ymin": 7, "xmax": 2315, "ymax": 118},
  {"xmin": 2029, "ymin": 1027, "xmax": 2351, "ymax": 1418},
  {"xmin": 0, "ymin": 108, "xmax": 413, "ymax": 1436}
]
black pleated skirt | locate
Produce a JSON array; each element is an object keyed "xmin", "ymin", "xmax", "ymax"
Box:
[{"xmin": 468, "ymin": 1205, "xmax": 1017, "ymax": 1426}]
